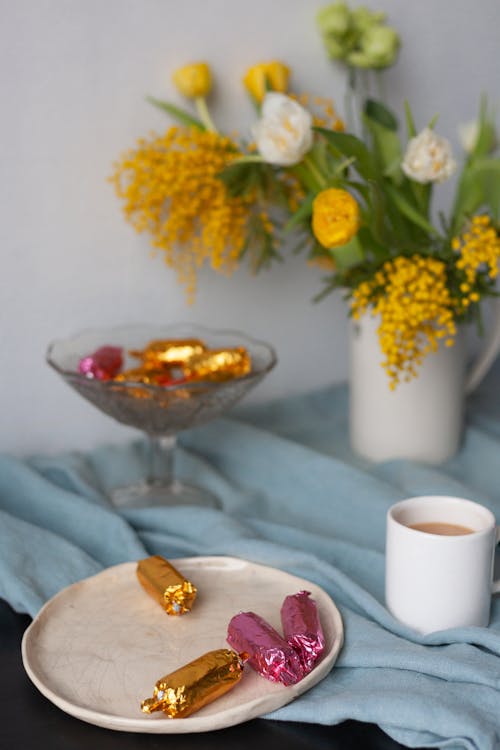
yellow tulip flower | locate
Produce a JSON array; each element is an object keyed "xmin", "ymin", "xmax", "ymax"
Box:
[
  {"xmin": 172, "ymin": 62, "xmax": 212, "ymax": 99},
  {"xmin": 243, "ymin": 61, "xmax": 290, "ymax": 103},
  {"xmin": 312, "ymin": 188, "xmax": 360, "ymax": 248}
]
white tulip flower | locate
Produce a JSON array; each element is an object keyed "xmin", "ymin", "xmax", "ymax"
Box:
[
  {"xmin": 458, "ymin": 120, "xmax": 480, "ymax": 154},
  {"xmin": 253, "ymin": 92, "xmax": 313, "ymax": 167},
  {"xmin": 402, "ymin": 127, "xmax": 457, "ymax": 184}
]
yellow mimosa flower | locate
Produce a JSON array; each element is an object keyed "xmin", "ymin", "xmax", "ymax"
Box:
[
  {"xmin": 243, "ymin": 61, "xmax": 290, "ymax": 103},
  {"xmin": 172, "ymin": 62, "xmax": 212, "ymax": 99},
  {"xmin": 111, "ymin": 127, "xmax": 251, "ymax": 300},
  {"xmin": 351, "ymin": 255, "xmax": 457, "ymax": 388},
  {"xmin": 312, "ymin": 188, "xmax": 360, "ymax": 248}
]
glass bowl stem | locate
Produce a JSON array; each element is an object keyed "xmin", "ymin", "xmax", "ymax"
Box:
[{"xmin": 148, "ymin": 435, "xmax": 176, "ymax": 487}]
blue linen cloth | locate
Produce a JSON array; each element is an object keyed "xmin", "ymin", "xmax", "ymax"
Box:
[{"xmin": 1, "ymin": 367, "xmax": 500, "ymax": 750}]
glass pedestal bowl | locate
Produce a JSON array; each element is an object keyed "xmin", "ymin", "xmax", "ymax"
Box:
[{"xmin": 46, "ymin": 323, "xmax": 276, "ymax": 509}]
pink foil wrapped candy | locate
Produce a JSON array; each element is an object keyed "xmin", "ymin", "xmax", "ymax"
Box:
[
  {"xmin": 281, "ymin": 591, "xmax": 325, "ymax": 673},
  {"xmin": 227, "ymin": 611, "xmax": 305, "ymax": 686},
  {"xmin": 78, "ymin": 346, "xmax": 123, "ymax": 381}
]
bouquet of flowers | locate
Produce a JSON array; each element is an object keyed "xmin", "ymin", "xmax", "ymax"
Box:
[
  {"xmin": 111, "ymin": 60, "xmax": 334, "ymax": 300},
  {"xmin": 111, "ymin": 3, "xmax": 500, "ymax": 388}
]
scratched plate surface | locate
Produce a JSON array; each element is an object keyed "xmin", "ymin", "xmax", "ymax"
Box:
[{"xmin": 21, "ymin": 556, "xmax": 343, "ymax": 733}]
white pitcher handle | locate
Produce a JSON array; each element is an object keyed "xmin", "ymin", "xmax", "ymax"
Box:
[
  {"xmin": 492, "ymin": 526, "xmax": 500, "ymax": 595},
  {"xmin": 465, "ymin": 297, "xmax": 500, "ymax": 395}
]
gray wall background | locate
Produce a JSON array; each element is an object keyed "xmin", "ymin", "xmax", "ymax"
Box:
[{"xmin": 1, "ymin": 0, "xmax": 499, "ymax": 453}]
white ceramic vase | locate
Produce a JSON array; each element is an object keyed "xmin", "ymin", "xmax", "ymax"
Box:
[{"xmin": 349, "ymin": 301, "xmax": 500, "ymax": 463}]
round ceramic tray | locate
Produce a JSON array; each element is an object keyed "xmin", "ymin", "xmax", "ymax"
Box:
[{"xmin": 21, "ymin": 556, "xmax": 343, "ymax": 733}]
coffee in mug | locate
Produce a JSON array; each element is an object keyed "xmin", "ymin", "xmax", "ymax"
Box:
[
  {"xmin": 407, "ymin": 522, "xmax": 473, "ymax": 536},
  {"xmin": 385, "ymin": 495, "xmax": 500, "ymax": 633}
]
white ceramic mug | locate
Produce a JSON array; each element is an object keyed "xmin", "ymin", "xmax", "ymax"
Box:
[{"xmin": 385, "ymin": 496, "xmax": 500, "ymax": 633}]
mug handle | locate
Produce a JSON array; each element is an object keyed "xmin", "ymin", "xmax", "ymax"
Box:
[
  {"xmin": 493, "ymin": 526, "xmax": 500, "ymax": 595},
  {"xmin": 465, "ymin": 298, "xmax": 500, "ymax": 394}
]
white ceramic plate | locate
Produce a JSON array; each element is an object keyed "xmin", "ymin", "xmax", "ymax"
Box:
[{"xmin": 22, "ymin": 556, "xmax": 343, "ymax": 733}]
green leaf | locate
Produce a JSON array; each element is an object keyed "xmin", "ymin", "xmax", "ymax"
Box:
[
  {"xmin": 404, "ymin": 100, "xmax": 417, "ymax": 138},
  {"xmin": 313, "ymin": 275, "xmax": 342, "ymax": 303},
  {"xmin": 409, "ymin": 180, "xmax": 432, "ymax": 216},
  {"xmin": 334, "ymin": 156, "xmax": 357, "ymax": 175},
  {"xmin": 474, "ymin": 122, "xmax": 496, "ymax": 159},
  {"xmin": 385, "ymin": 199, "xmax": 421, "ymax": 245},
  {"xmin": 239, "ymin": 212, "xmax": 283, "ymax": 272},
  {"xmin": 284, "ymin": 194, "xmax": 315, "ymax": 232},
  {"xmin": 146, "ymin": 96, "xmax": 205, "ymax": 129},
  {"xmin": 363, "ymin": 117, "xmax": 403, "ymax": 179},
  {"xmin": 357, "ymin": 226, "xmax": 388, "ymax": 261},
  {"xmin": 427, "ymin": 113, "xmax": 439, "ymax": 130},
  {"xmin": 330, "ymin": 235, "xmax": 365, "ymax": 269},
  {"xmin": 307, "ymin": 140, "xmax": 332, "ymax": 180},
  {"xmin": 472, "ymin": 95, "xmax": 496, "ymax": 158},
  {"xmin": 452, "ymin": 157, "xmax": 500, "ymax": 229},
  {"xmin": 291, "ymin": 234, "xmax": 313, "ymax": 255},
  {"xmin": 218, "ymin": 161, "xmax": 267, "ymax": 198},
  {"xmin": 345, "ymin": 180, "xmax": 370, "ymax": 203},
  {"xmin": 289, "ymin": 163, "xmax": 323, "ymax": 193},
  {"xmin": 484, "ymin": 170, "xmax": 500, "ymax": 220},
  {"xmin": 366, "ymin": 180, "xmax": 388, "ymax": 245},
  {"xmin": 314, "ymin": 128, "xmax": 377, "ymax": 180},
  {"xmin": 385, "ymin": 183, "xmax": 440, "ymax": 236},
  {"xmin": 364, "ymin": 99, "xmax": 398, "ymax": 131}
]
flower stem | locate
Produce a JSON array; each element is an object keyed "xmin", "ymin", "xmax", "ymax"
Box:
[
  {"xmin": 231, "ymin": 154, "xmax": 265, "ymax": 164},
  {"xmin": 195, "ymin": 97, "xmax": 218, "ymax": 133},
  {"xmin": 345, "ymin": 66, "xmax": 357, "ymax": 134},
  {"xmin": 303, "ymin": 155, "xmax": 327, "ymax": 189},
  {"xmin": 376, "ymin": 71, "xmax": 386, "ymax": 102}
]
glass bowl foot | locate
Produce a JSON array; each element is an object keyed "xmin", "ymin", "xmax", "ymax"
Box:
[{"xmin": 110, "ymin": 480, "xmax": 220, "ymax": 509}]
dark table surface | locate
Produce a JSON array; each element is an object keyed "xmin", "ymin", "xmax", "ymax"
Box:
[{"xmin": 0, "ymin": 599, "xmax": 423, "ymax": 750}]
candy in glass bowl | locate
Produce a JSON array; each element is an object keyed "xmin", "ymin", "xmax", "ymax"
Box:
[{"xmin": 46, "ymin": 323, "xmax": 276, "ymax": 508}]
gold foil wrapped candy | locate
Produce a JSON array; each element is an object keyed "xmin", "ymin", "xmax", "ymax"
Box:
[
  {"xmin": 137, "ymin": 555, "xmax": 197, "ymax": 615},
  {"xmin": 130, "ymin": 339, "xmax": 207, "ymax": 367},
  {"xmin": 141, "ymin": 649, "xmax": 244, "ymax": 719},
  {"xmin": 113, "ymin": 367, "xmax": 166, "ymax": 385},
  {"xmin": 183, "ymin": 348, "xmax": 251, "ymax": 381},
  {"xmin": 91, "ymin": 336, "xmax": 254, "ymax": 398}
]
